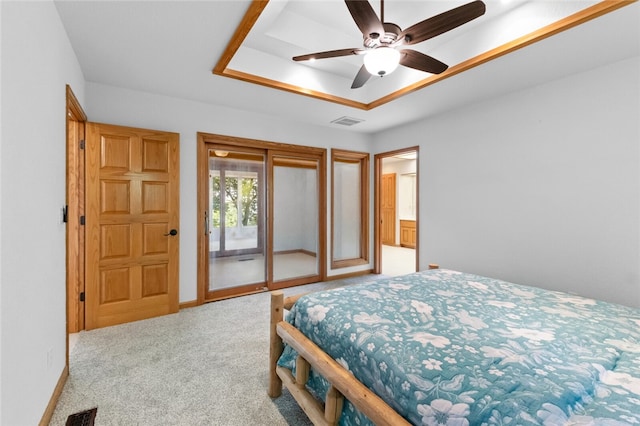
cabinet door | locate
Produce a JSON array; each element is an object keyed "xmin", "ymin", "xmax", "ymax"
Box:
[{"xmin": 400, "ymin": 220, "xmax": 416, "ymax": 249}]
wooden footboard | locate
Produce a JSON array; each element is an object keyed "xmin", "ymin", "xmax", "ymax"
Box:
[{"xmin": 268, "ymin": 290, "xmax": 411, "ymax": 426}]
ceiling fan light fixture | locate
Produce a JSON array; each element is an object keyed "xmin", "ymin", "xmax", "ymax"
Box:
[{"xmin": 364, "ymin": 47, "xmax": 400, "ymax": 77}]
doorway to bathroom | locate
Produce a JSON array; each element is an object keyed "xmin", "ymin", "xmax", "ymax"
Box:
[{"xmin": 375, "ymin": 147, "xmax": 418, "ymax": 276}]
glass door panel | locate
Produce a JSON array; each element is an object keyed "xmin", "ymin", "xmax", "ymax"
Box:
[
  {"xmin": 271, "ymin": 156, "xmax": 320, "ymax": 285},
  {"xmin": 208, "ymin": 149, "xmax": 266, "ymax": 294},
  {"xmin": 334, "ymin": 160, "xmax": 361, "ymax": 261},
  {"xmin": 331, "ymin": 149, "xmax": 369, "ymax": 269}
]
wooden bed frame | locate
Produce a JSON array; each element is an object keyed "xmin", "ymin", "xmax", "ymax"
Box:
[
  {"xmin": 268, "ymin": 266, "xmax": 439, "ymax": 425},
  {"xmin": 268, "ymin": 291, "xmax": 410, "ymax": 426}
]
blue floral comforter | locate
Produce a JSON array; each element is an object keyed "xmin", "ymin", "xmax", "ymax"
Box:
[{"xmin": 278, "ymin": 269, "xmax": 640, "ymax": 425}]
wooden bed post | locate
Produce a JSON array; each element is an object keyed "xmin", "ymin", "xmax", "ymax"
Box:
[
  {"xmin": 270, "ymin": 290, "xmax": 413, "ymax": 426},
  {"xmin": 325, "ymin": 386, "xmax": 344, "ymax": 425},
  {"xmin": 269, "ymin": 291, "xmax": 285, "ymax": 398}
]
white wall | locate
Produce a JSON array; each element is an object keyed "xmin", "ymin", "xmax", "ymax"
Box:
[
  {"xmin": 0, "ymin": 2, "xmax": 4, "ymax": 421},
  {"xmin": 0, "ymin": 1, "xmax": 85, "ymax": 423},
  {"xmin": 373, "ymin": 56, "xmax": 640, "ymax": 308},
  {"xmin": 273, "ymin": 166, "xmax": 317, "ymax": 253},
  {"xmin": 302, "ymin": 170, "xmax": 319, "ymax": 254},
  {"xmin": 85, "ymin": 83, "xmax": 373, "ymax": 302}
]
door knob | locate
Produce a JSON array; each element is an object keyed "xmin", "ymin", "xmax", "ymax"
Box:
[{"xmin": 164, "ymin": 229, "xmax": 178, "ymax": 236}]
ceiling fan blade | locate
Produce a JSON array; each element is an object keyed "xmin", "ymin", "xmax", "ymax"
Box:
[
  {"xmin": 293, "ymin": 48, "xmax": 364, "ymax": 62},
  {"xmin": 399, "ymin": 49, "xmax": 448, "ymax": 74},
  {"xmin": 351, "ymin": 64, "xmax": 371, "ymax": 89},
  {"xmin": 399, "ymin": 0, "xmax": 486, "ymax": 45},
  {"xmin": 345, "ymin": 0, "xmax": 385, "ymax": 39}
]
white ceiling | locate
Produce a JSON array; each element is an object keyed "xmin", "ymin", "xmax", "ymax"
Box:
[
  {"xmin": 235, "ymin": 0, "xmax": 594, "ymax": 102},
  {"xmin": 54, "ymin": 0, "xmax": 639, "ymax": 134}
]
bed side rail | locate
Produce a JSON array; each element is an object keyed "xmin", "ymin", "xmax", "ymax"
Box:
[{"xmin": 268, "ymin": 290, "xmax": 411, "ymax": 426}]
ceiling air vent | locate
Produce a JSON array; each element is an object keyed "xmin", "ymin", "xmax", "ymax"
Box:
[{"xmin": 331, "ymin": 116, "xmax": 364, "ymax": 127}]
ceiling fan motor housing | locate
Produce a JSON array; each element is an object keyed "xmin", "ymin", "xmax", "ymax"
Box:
[{"xmin": 364, "ymin": 22, "xmax": 401, "ymax": 48}]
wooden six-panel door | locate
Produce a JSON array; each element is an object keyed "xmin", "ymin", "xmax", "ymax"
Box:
[
  {"xmin": 85, "ymin": 123, "xmax": 179, "ymax": 330},
  {"xmin": 381, "ymin": 173, "xmax": 396, "ymax": 245}
]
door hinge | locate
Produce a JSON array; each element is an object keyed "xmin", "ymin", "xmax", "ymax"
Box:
[
  {"xmin": 79, "ymin": 292, "xmax": 85, "ymax": 302},
  {"xmin": 62, "ymin": 205, "xmax": 68, "ymax": 223},
  {"xmin": 79, "ymin": 139, "xmax": 85, "ymax": 150},
  {"xmin": 80, "ymin": 215, "xmax": 85, "ymax": 225}
]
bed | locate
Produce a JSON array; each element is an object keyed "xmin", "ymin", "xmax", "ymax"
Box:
[{"xmin": 268, "ymin": 268, "xmax": 640, "ymax": 425}]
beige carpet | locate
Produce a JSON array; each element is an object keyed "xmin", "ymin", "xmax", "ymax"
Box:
[{"xmin": 51, "ymin": 275, "xmax": 387, "ymax": 425}]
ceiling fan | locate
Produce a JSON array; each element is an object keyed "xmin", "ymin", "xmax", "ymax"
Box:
[{"xmin": 292, "ymin": 0, "xmax": 486, "ymax": 89}]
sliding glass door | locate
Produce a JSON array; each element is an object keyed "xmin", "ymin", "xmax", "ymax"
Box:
[
  {"xmin": 270, "ymin": 155, "xmax": 322, "ymax": 288},
  {"xmin": 207, "ymin": 149, "xmax": 266, "ymax": 298},
  {"xmin": 198, "ymin": 135, "xmax": 326, "ymax": 301}
]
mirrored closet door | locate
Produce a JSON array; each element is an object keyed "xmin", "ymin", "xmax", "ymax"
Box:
[{"xmin": 269, "ymin": 153, "xmax": 324, "ymax": 289}]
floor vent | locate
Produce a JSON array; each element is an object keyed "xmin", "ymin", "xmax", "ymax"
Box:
[
  {"xmin": 66, "ymin": 407, "xmax": 97, "ymax": 426},
  {"xmin": 330, "ymin": 116, "xmax": 364, "ymax": 126}
]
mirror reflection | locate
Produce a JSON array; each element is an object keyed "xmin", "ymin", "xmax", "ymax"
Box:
[
  {"xmin": 332, "ymin": 150, "xmax": 369, "ymax": 269},
  {"xmin": 273, "ymin": 159, "xmax": 319, "ymax": 281}
]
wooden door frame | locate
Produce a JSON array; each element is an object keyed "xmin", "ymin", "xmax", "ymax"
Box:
[
  {"xmin": 200, "ymin": 143, "xmax": 270, "ymax": 301},
  {"xmin": 44, "ymin": 85, "xmax": 86, "ymax": 426},
  {"xmin": 66, "ymin": 85, "xmax": 87, "ymax": 337},
  {"xmin": 374, "ymin": 147, "xmax": 419, "ymax": 274},
  {"xmin": 268, "ymin": 150, "xmax": 326, "ymax": 291},
  {"xmin": 330, "ymin": 149, "xmax": 370, "ymax": 270}
]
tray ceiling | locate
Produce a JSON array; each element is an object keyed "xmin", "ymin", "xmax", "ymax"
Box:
[
  {"xmin": 54, "ymin": 0, "xmax": 638, "ymax": 133},
  {"xmin": 214, "ymin": 0, "xmax": 628, "ymax": 109}
]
